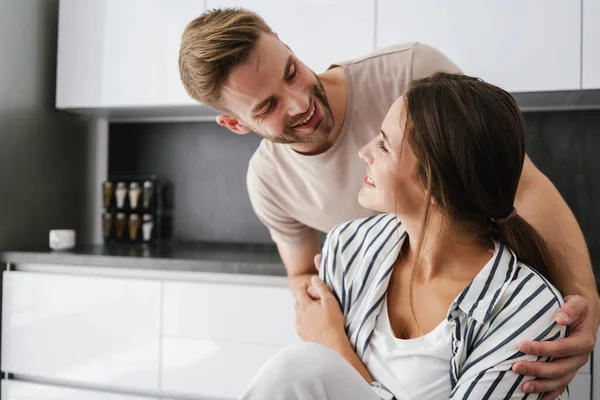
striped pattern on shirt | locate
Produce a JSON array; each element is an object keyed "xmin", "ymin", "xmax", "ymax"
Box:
[{"xmin": 318, "ymin": 213, "xmax": 568, "ymax": 400}]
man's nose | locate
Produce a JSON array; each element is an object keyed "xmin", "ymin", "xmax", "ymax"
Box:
[{"xmin": 284, "ymin": 87, "xmax": 310, "ymax": 116}]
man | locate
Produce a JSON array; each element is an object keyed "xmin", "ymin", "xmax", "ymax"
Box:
[{"xmin": 179, "ymin": 8, "xmax": 598, "ymax": 398}]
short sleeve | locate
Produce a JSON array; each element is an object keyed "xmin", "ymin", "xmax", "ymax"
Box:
[
  {"xmin": 411, "ymin": 42, "xmax": 463, "ymax": 81},
  {"xmin": 246, "ymin": 160, "xmax": 313, "ymax": 245}
]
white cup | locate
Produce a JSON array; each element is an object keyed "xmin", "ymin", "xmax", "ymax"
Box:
[{"xmin": 49, "ymin": 229, "xmax": 76, "ymax": 250}]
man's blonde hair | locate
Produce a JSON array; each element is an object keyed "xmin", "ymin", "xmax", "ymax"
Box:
[{"xmin": 179, "ymin": 8, "xmax": 273, "ymax": 112}]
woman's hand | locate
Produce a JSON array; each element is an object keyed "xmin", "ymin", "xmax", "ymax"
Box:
[{"xmin": 295, "ymin": 275, "xmax": 347, "ymax": 351}]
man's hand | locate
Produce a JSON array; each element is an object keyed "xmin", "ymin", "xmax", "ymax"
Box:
[{"xmin": 512, "ymin": 295, "xmax": 598, "ymax": 399}]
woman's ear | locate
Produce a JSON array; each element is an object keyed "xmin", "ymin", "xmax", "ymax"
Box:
[{"xmin": 216, "ymin": 114, "xmax": 251, "ymax": 135}]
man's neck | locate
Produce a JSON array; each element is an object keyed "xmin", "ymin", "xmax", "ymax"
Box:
[{"xmin": 288, "ymin": 67, "xmax": 347, "ymax": 155}]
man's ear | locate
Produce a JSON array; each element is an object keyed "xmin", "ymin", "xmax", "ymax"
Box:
[{"xmin": 216, "ymin": 114, "xmax": 251, "ymax": 135}]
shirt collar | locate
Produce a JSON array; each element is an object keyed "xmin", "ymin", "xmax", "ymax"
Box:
[{"xmin": 449, "ymin": 241, "xmax": 518, "ymax": 324}]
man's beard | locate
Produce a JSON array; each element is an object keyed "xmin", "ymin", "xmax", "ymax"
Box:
[{"xmin": 259, "ymin": 73, "xmax": 335, "ymax": 145}]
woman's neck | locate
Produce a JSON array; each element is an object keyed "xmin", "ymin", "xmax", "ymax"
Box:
[{"xmin": 400, "ymin": 210, "xmax": 495, "ymax": 282}]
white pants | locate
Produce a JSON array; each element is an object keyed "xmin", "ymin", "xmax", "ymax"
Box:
[{"xmin": 238, "ymin": 342, "xmax": 383, "ymax": 400}]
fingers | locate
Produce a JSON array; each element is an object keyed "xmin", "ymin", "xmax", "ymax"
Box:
[
  {"xmin": 541, "ymin": 388, "xmax": 566, "ymax": 400},
  {"xmin": 314, "ymin": 253, "xmax": 322, "ymax": 271},
  {"xmin": 513, "ymin": 355, "xmax": 587, "ymax": 379},
  {"xmin": 521, "ymin": 371, "xmax": 574, "ymax": 395},
  {"xmin": 310, "ymin": 275, "xmax": 333, "ymax": 300},
  {"xmin": 294, "ymin": 283, "xmax": 312, "ymax": 307},
  {"xmin": 519, "ymin": 334, "xmax": 595, "ymax": 358},
  {"xmin": 555, "ymin": 295, "xmax": 588, "ymax": 326},
  {"xmin": 307, "ymin": 284, "xmax": 320, "ymax": 300}
]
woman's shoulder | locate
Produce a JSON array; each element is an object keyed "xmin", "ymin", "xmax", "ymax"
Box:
[
  {"xmin": 503, "ymin": 260, "xmax": 564, "ymax": 310},
  {"xmin": 455, "ymin": 243, "xmax": 564, "ymax": 331},
  {"xmin": 326, "ymin": 213, "xmax": 403, "ymax": 245},
  {"xmin": 480, "ymin": 253, "xmax": 565, "ymax": 335}
]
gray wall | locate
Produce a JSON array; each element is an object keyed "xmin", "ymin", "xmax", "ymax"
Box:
[
  {"xmin": 0, "ymin": 0, "xmax": 98, "ymax": 249},
  {"xmin": 109, "ymin": 122, "xmax": 271, "ymax": 244},
  {"xmin": 524, "ymin": 110, "xmax": 600, "ymax": 285},
  {"xmin": 109, "ymin": 110, "xmax": 600, "ymax": 281}
]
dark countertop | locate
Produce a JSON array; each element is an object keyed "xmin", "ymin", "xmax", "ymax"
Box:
[{"xmin": 1, "ymin": 242, "xmax": 287, "ymax": 277}]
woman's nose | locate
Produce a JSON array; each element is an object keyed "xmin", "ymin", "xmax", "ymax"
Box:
[{"xmin": 358, "ymin": 144, "xmax": 373, "ymax": 165}]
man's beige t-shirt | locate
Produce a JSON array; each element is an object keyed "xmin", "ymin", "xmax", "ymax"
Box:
[{"xmin": 247, "ymin": 42, "xmax": 462, "ymax": 245}]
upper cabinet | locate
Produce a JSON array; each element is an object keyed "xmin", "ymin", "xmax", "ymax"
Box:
[
  {"xmin": 56, "ymin": 0, "xmax": 204, "ymax": 110},
  {"xmin": 206, "ymin": 0, "xmax": 375, "ymax": 74},
  {"xmin": 56, "ymin": 1, "xmax": 598, "ymax": 119},
  {"xmin": 583, "ymin": 0, "xmax": 600, "ymax": 89},
  {"xmin": 377, "ymin": 0, "xmax": 582, "ymax": 93}
]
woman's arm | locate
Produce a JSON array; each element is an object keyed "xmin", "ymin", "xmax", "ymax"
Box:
[{"xmin": 450, "ymin": 269, "xmax": 568, "ymax": 399}]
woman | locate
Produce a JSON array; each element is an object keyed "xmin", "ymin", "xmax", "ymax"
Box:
[{"xmin": 240, "ymin": 73, "xmax": 568, "ymax": 400}]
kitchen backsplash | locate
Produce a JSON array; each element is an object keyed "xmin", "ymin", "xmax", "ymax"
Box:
[
  {"xmin": 109, "ymin": 110, "xmax": 600, "ymax": 281},
  {"xmin": 524, "ymin": 110, "xmax": 600, "ymax": 284},
  {"xmin": 109, "ymin": 122, "xmax": 271, "ymax": 244}
]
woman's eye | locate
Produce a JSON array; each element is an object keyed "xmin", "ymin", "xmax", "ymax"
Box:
[{"xmin": 378, "ymin": 141, "xmax": 388, "ymax": 153}]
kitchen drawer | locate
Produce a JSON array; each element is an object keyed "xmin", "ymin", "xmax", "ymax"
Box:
[
  {"xmin": 162, "ymin": 281, "xmax": 299, "ymax": 345},
  {"xmin": 1, "ymin": 271, "xmax": 161, "ymax": 392},
  {"xmin": 1, "ymin": 380, "xmax": 159, "ymax": 400},
  {"xmin": 161, "ymin": 337, "xmax": 286, "ymax": 399}
]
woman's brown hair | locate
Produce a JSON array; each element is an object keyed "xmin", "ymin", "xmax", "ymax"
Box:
[{"xmin": 403, "ymin": 72, "xmax": 560, "ymax": 309}]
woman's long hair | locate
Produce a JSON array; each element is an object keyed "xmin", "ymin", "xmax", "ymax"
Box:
[{"xmin": 402, "ymin": 73, "xmax": 560, "ymax": 333}]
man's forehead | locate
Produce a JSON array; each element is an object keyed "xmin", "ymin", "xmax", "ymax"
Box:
[{"xmin": 222, "ymin": 37, "xmax": 290, "ymax": 98}]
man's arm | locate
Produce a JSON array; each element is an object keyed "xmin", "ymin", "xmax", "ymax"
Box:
[
  {"xmin": 276, "ymin": 228, "xmax": 321, "ymax": 297},
  {"xmin": 516, "ymin": 156, "xmax": 599, "ymax": 318},
  {"xmin": 513, "ymin": 155, "xmax": 599, "ymax": 398}
]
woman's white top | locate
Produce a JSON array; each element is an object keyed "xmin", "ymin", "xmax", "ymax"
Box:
[{"xmin": 318, "ymin": 213, "xmax": 568, "ymax": 399}]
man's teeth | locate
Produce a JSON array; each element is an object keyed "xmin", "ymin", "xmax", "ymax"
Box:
[
  {"xmin": 367, "ymin": 177, "xmax": 374, "ymax": 185},
  {"xmin": 294, "ymin": 105, "xmax": 315, "ymax": 127}
]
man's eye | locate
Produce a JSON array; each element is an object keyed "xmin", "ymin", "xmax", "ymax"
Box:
[
  {"xmin": 287, "ymin": 65, "xmax": 297, "ymax": 83},
  {"xmin": 262, "ymin": 101, "xmax": 276, "ymax": 116}
]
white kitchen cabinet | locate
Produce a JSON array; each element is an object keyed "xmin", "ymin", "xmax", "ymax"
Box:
[
  {"xmin": 569, "ymin": 373, "xmax": 591, "ymax": 400},
  {"xmin": 377, "ymin": 0, "xmax": 581, "ymax": 93},
  {"xmin": 56, "ymin": 0, "xmax": 203, "ymax": 109},
  {"xmin": 100, "ymin": 0, "xmax": 166, "ymax": 107},
  {"xmin": 206, "ymin": 0, "xmax": 375, "ymax": 73},
  {"xmin": 583, "ymin": 0, "xmax": 600, "ymax": 89},
  {"xmin": 160, "ymin": 281, "xmax": 299, "ymax": 398},
  {"xmin": 162, "ymin": 0, "xmax": 205, "ymax": 106},
  {"xmin": 1, "ymin": 381, "xmax": 158, "ymax": 400},
  {"xmin": 1, "ymin": 271, "xmax": 162, "ymax": 392},
  {"xmin": 55, "ymin": 0, "xmax": 107, "ymax": 108}
]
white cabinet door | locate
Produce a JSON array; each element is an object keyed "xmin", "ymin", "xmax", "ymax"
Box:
[
  {"xmin": 101, "ymin": 0, "xmax": 166, "ymax": 107},
  {"xmin": 583, "ymin": 0, "xmax": 600, "ymax": 89},
  {"xmin": 1, "ymin": 271, "xmax": 161, "ymax": 392},
  {"xmin": 206, "ymin": 0, "xmax": 375, "ymax": 73},
  {"xmin": 1, "ymin": 381, "xmax": 158, "ymax": 400},
  {"xmin": 56, "ymin": 0, "xmax": 107, "ymax": 108},
  {"xmin": 57, "ymin": 0, "xmax": 204, "ymax": 109},
  {"xmin": 377, "ymin": 0, "xmax": 581, "ymax": 93},
  {"xmin": 161, "ymin": 281, "xmax": 299, "ymax": 399},
  {"xmin": 569, "ymin": 373, "xmax": 591, "ymax": 400},
  {"xmin": 162, "ymin": 0, "xmax": 205, "ymax": 106}
]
